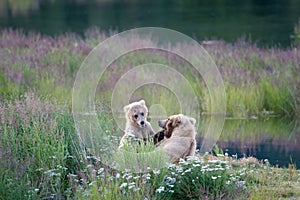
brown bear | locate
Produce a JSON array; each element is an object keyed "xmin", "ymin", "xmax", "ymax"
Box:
[
  {"xmin": 156, "ymin": 114, "xmax": 197, "ymax": 163},
  {"xmin": 118, "ymin": 99, "xmax": 155, "ymax": 149},
  {"xmin": 153, "ymin": 119, "xmax": 174, "ymax": 145}
]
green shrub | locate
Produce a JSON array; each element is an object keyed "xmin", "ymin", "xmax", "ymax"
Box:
[{"xmin": 156, "ymin": 156, "xmax": 247, "ymax": 199}]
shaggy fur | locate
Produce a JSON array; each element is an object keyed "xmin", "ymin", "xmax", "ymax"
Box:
[
  {"xmin": 118, "ymin": 100, "xmax": 155, "ymax": 149},
  {"xmin": 156, "ymin": 114, "xmax": 197, "ymax": 163}
]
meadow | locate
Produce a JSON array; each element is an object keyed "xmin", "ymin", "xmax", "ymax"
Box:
[{"xmin": 0, "ymin": 27, "xmax": 300, "ymax": 199}]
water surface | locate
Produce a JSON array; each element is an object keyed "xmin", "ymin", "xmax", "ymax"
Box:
[
  {"xmin": 1, "ymin": 0, "xmax": 300, "ymax": 46},
  {"xmin": 197, "ymin": 117, "xmax": 300, "ymax": 168}
]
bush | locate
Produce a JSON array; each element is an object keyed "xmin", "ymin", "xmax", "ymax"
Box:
[{"xmin": 156, "ymin": 156, "xmax": 247, "ymax": 199}]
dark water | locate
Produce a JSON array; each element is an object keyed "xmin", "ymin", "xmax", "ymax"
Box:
[
  {"xmin": 1, "ymin": 0, "xmax": 300, "ymax": 46},
  {"xmin": 196, "ymin": 117, "xmax": 300, "ymax": 168}
]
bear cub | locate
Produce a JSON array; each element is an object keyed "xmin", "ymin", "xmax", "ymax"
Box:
[
  {"xmin": 118, "ymin": 99, "xmax": 155, "ymax": 149},
  {"xmin": 156, "ymin": 114, "xmax": 197, "ymax": 163}
]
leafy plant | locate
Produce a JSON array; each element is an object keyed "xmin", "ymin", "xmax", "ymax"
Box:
[{"xmin": 156, "ymin": 157, "xmax": 247, "ymax": 199}]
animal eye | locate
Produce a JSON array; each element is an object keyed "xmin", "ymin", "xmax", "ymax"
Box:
[
  {"xmin": 134, "ymin": 114, "xmax": 138, "ymax": 119},
  {"xmin": 141, "ymin": 112, "xmax": 144, "ymax": 116}
]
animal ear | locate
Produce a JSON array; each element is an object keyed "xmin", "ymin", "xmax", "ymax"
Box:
[
  {"xmin": 173, "ymin": 115, "xmax": 181, "ymax": 126},
  {"xmin": 123, "ymin": 105, "xmax": 130, "ymax": 112},
  {"xmin": 139, "ymin": 99, "xmax": 145, "ymax": 106},
  {"xmin": 158, "ymin": 119, "xmax": 167, "ymax": 128},
  {"xmin": 189, "ymin": 117, "xmax": 196, "ymax": 125}
]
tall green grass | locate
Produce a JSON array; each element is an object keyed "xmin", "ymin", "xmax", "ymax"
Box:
[
  {"xmin": 0, "ymin": 28, "xmax": 299, "ymax": 117},
  {"xmin": 0, "ymin": 94, "xmax": 79, "ymax": 199},
  {"xmin": 0, "ymin": 95, "xmax": 299, "ymax": 199}
]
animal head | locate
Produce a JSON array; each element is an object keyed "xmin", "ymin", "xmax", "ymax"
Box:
[
  {"xmin": 158, "ymin": 114, "xmax": 196, "ymax": 138},
  {"xmin": 124, "ymin": 99, "xmax": 148, "ymax": 127}
]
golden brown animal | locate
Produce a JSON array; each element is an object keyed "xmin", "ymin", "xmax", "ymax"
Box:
[
  {"xmin": 118, "ymin": 99, "xmax": 155, "ymax": 149},
  {"xmin": 156, "ymin": 114, "xmax": 197, "ymax": 163}
]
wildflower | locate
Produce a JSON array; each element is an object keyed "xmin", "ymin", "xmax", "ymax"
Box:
[
  {"xmin": 168, "ymin": 164, "xmax": 176, "ymax": 169},
  {"xmin": 97, "ymin": 168, "xmax": 104, "ymax": 174},
  {"xmin": 156, "ymin": 186, "xmax": 165, "ymax": 193},
  {"xmin": 142, "ymin": 173, "xmax": 151, "ymax": 180},
  {"xmin": 57, "ymin": 165, "xmax": 68, "ymax": 171},
  {"xmin": 179, "ymin": 158, "xmax": 187, "ymax": 165},
  {"xmin": 193, "ymin": 164, "xmax": 201, "ymax": 167},
  {"xmin": 88, "ymin": 181, "xmax": 96, "ymax": 186},
  {"xmin": 164, "ymin": 176, "xmax": 176, "ymax": 185},
  {"xmin": 176, "ymin": 166, "xmax": 183, "ymax": 173},
  {"xmin": 202, "ymin": 165, "xmax": 208, "ymax": 169},
  {"xmin": 186, "ymin": 156, "xmax": 198, "ymax": 162},
  {"xmin": 119, "ymin": 183, "xmax": 128, "ymax": 189},
  {"xmin": 68, "ymin": 173, "xmax": 78, "ymax": 178},
  {"xmin": 153, "ymin": 169, "xmax": 160, "ymax": 175},
  {"xmin": 235, "ymin": 181, "xmax": 246, "ymax": 189},
  {"xmin": 128, "ymin": 182, "xmax": 135, "ymax": 190}
]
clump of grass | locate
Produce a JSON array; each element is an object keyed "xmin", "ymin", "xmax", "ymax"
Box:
[
  {"xmin": 68, "ymin": 153, "xmax": 249, "ymax": 200},
  {"xmin": 156, "ymin": 156, "xmax": 247, "ymax": 199},
  {"xmin": 0, "ymin": 93, "xmax": 81, "ymax": 199},
  {"xmin": 114, "ymin": 140, "xmax": 168, "ymax": 172},
  {"xmin": 67, "ymin": 154, "xmax": 169, "ymax": 200}
]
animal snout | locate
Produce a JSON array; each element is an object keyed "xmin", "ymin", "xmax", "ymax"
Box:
[
  {"xmin": 158, "ymin": 119, "xmax": 167, "ymax": 128},
  {"xmin": 140, "ymin": 120, "xmax": 145, "ymax": 125}
]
